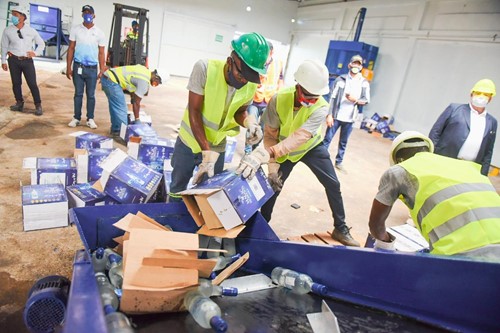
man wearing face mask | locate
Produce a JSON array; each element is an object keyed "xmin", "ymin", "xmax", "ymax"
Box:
[
  {"xmin": 236, "ymin": 60, "xmax": 360, "ymax": 247},
  {"xmin": 168, "ymin": 33, "xmax": 269, "ymax": 202},
  {"xmin": 429, "ymin": 79, "xmax": 497, "ymax": 176},
  {"xmin": 126, "ymin": 21, "xmax": 139, "ymax": 41},
  {"xmin": 66, "ymin": 5, "xmax": 106, "ymax": 130},
  {"xmin": 323, "ymin": 55, "xmax": 370, "ymax": 173},
  {"xmin": 1, "ymin": 6, "xmax": 45, "ymax": 115}
]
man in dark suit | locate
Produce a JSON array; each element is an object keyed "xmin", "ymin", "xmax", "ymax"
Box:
[{"xmin": 429, "ymin": 79, "xmax": 497, "ymax": 175}]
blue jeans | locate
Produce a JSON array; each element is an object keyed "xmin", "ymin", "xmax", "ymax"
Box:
[
  {"xmin": 168, "ymin": 137, "xmax": 226, "ymax": 202},
  {"xmin": 323, "ymin": 119, "xmax": 354, "ymax": 165},
  {"xmin": 101, "ymin": 77, "xmax": 128, "ymax": 132},
  {"xmin": 245, "ymin": 104, "xmax": 266, "ymax": 154},
  {"xmin": 72, "ymin": 63, "xmax": 97, "ymax": 120}
]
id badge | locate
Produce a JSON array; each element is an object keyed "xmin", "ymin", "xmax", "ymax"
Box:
[{"xmin": 77, "ymin": 67, "xmax": 83, "ymax": 75}]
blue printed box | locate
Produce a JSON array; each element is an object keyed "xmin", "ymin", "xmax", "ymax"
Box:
[
  {"xmin": 128, "ymin": 137, "xmax": 175, "ymax": 172},
  {"xmin": 119, "ymin": 123, "xmax": 157, "ymax": 143},
  {"xmin": 70, "ymin": 131, "xmax": 113, "ymax": 149},
  {"xmin": 23, "ymin": 157, "xmax": 77, "ymax": 186},
  {"xmin": 75, "ymin": 148, "xmax": 115, "ymax": 183},
  {"xmin": 100, "ymin": 149, "xmax": 162, "ymax": 204},
  {"xmin": 22, "ymin": 184, "xmax": 68, "ymax": 231},
  {"xmin": 180, "ymin": 168, "xmax": 274, "ymax": 230},
  {"xmin": 66, "ymin": 183, "xmax": 119, "ymax": 208},
  {"xmin": 224, "ymin": 137, "xmax": 237, "ymax": 164}
]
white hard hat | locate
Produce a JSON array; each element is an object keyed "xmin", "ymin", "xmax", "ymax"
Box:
[
  {"xmin": 11, "ymin": 6, "xmax": 28, "ymax": 17},
  {"xmin": 390, "ymin": 131, "xmax": 434, "ymax": 165},
  {"xmin": 294, "ymin": 60, "xmax": 330, "ymax": 96}
]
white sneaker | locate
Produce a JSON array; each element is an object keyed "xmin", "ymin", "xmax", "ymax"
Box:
[
  {"xmin": 68, "ymin": 118, "xmax": 80, "ymax": 127},
  {"xmin": 87, "ymin": 119, "xmax": 98, "ymax": 129}
]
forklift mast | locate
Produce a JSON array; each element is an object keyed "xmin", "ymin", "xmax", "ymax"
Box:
[{"xmin": 107, "ymin": 3, "xmax": 149, "ymax": 68}]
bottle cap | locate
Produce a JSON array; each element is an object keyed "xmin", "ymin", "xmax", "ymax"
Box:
[
  {"xmin": 209, "ymin": 271, "xmax": 217, "ymax": 280},
  {"xmin": 95, "ymin": 247, "xmax": 104, "ymax": 259},
  {"xmin": 230, "ymin": 253, "xmax": 241, "ymax": 262},
  {"xmin": 210, "ymin": 315, "xmax": 228, "ymax": 332},
  {"xmin": 311, "ymin": 283, "xmax": 328, "ymax": 296},
  {"xmin": 221, "ymin": 287, "xmax": 238, "ymax": 296},
  {"xmin": 104, "ymin": 304, "xmax": 115, "ymax": 315},
  {"xmin": 108, "ymin": 254, "xmax": 121, "ymax": 264}
]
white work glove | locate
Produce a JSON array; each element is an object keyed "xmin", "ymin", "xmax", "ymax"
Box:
[
  {"xmin": 192, "ymin": 150, "xmax": 220, "ymax": 185},
  {"xmin": 374, "ymin": 232, "xmax": 396, "ymax": 251},
  {"xmin": 244, "ymin": 115, "xmax": 263, "ymax": 146},
  {"xmin": 235, "ymin": 147, "xmax": 270, "ymax": 179},
  {"xmin": 268, "ymin": 162, "xmax": 283, "ymax": 192}
]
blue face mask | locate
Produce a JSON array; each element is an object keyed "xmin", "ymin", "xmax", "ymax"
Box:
[
  {"xmin": 11, "ymin": 16, "xmax": 20, "ymax": 25},
  {"xmin": 83, "ymin": 13, "xmax": 93, "ymax": 23}
]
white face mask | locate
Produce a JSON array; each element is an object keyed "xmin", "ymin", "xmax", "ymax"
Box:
[
  {"xmin": 471, "ymin": 95, "xmax": 489, "ymax": 108},
  {"xmin": 350, "ymin": 67, "xmax": 361, "ymax": 74}
]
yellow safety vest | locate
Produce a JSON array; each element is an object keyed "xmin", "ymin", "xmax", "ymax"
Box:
[
  {"xmin": 254, "ymin": 59, "xmax": 283, "ymax": 104},
  {"xmin": 399, "ymin": 152, "xmax": 500, "ymax": 255},
  {"xmin": 107, "ymin": 65, "xmax": 150, "ymax": 93},
  {"xmin": 178, "ymin": 60, "xmax": 257, "ymax": 153},
  {"xmin": 275, "ymin": 86, "xmax": 328, "ymax": 163},
  {"xmin": 127, "ymin": 31, "xmax": 138, "ymax": 40}
]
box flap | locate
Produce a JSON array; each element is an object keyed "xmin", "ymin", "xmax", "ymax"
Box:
[
  {"xmin": 99, "ymin": 149, "xmax": 128, "ymax": 187},
  {"xmin": 197, "ymin": 224, "xmax": 245, "ymax": 238},
  {"xmin": 69, "ymin": 131, "xmax": 88, "ymax": 137},
  {"xmin": 129, "ymin": 266, "xmax": 198, "ymax": 288},
  {"xmin": 194, "ymin": 194, "xmax": 224, "ymax": 229},
  {"xmin": 207, "ymin": 190, "xmax": 242, "ymax": 230},
  {"xmin": 136, "ymin": 211, "xmax": 172, "ymax": 231},
  {"xmin": 212, "ymin": 252, "xmax": 250, "ymax": 285},
  {"xmin": 23, "ymin": 157, "xmax": 37, "ymax": 169},
  {"xmin": 142, "ymin": 257, "xmax": 216, "ymax": 277},
  {"xmin": 182, "ymin": 195, "xmax": 205, "ymax": 227}
]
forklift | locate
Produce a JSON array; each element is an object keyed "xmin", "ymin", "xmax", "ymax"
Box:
[{"xmin": 106, "ymin": 3, "xmax": 149, "ymax": 68}]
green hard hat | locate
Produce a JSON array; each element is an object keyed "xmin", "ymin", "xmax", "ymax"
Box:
[{"xmin": 231, "ymin": 32, "xmax": 270, "ymax": 74}]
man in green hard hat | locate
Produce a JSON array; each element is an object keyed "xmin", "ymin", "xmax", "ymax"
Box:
[{"xmin": 168, "ymin": 32, "xmax": 270, "ymax": 201}]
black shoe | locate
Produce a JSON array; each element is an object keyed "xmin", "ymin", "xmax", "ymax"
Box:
[
  {"xmin": 331, "ymin": 226, "xmax": 360, "ymax": 247},
  {"xmin": 10, "ymin": 102, "xmax": 24, "ymax": 112},
  {"xmin": 35, "ymin": 104, "xmax": 43, "ymax": 116}
]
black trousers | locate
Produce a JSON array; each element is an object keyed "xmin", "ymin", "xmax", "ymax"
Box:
[
  {"xmin": 8, "ymin": 56, "xmax": 41, "ymax": 105},
  {"xmin": 260, "ymin": 143, "xmax": 347, "ymax": 229}
]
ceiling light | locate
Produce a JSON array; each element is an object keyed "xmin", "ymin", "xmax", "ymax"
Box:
[{"xmin": 246, "ymin": 6, "xmax": 252, "ymax": 12}]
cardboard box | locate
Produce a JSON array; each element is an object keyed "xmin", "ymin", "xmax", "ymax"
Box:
[
  {"xmin": 99, "ymin": 149, "xmax": 162, "ymax": 204},
  {"xmin": 22, "ymin": 184, "xmax": 68, "ymax": 231},
  {"xmin": 127, "ymin": 137, "xmax": 175, "ymax": 172},
  {"xmin": 127, "ymin": 109, "xmax": 152, "ymax": 126},
  {"xmin": 180, "ymin": 169, "xmax": 274, "ymax": 230},
  {"xmin": 364, "ymin": 223, "xmax": 429, "ymax": 252},
  {"xmin": 224, "ymin": 137, "xmax": 238, "ymax": 164},
  {"xmin": 23, "ymin": 157, "xmax": 77, "ymax": 186},
  {"xmin": 70, "ymin": 131, "xmax": 113, "ymax": 149},
  {"xmin": 120, "ymin": 123, "xmax": 157, "ymax": 143},
  {"xmin": 74, "ymin": 148, "xmax": 115, "ymax": 183},
  {"xmin": 66, "ymin": 183, "xmax": 118, "ymax": 208}
]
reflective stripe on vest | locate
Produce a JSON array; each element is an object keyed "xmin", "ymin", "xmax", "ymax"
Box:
[
  {"xmin": 399, "ymin": 152, "xmax": 500, "ymax": 255},
  {"xmin": 178, "ymin": 60, "xmax": 256, "ymax": 153},
  {"xmin": 275, "ymin": 86, "xmax": 328, "ymax": 163},
  {"xmin": 109, "ymin": 65, "xmax": 151, "ymax": 92},
  {"xmin": 254, "ymin": 59, "xmax": 282, "ymax": 104}
]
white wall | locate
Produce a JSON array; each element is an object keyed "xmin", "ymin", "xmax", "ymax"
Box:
[{"xmin": 289, "ymin": 0, "xmax": 500, "ymax": 165}]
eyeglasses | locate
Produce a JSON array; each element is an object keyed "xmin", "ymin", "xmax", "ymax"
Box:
[
  {"xmin": 473, "ymin": 92, "xmax": 493, "ymax": 98},
  {"xmin": 17, "ymin": 30, "xmax": 23, "ymax": 39},
  {"xmin": 230, "ymin": 56, "xmax": 246, "ymax": 82}
]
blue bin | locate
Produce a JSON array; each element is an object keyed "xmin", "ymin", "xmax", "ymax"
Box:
[{"xmin": 64, "ymin": 203, "xmax": 500, "ymax": 333}]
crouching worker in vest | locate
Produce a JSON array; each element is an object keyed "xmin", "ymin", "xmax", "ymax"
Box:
[
  {"xmin": 369, "ymin": 131, "xmax": 500, "ymax": 261},
  {"xmin": 168, "ymin": 32, "xmax": 270, "ymax": 202},
  {"xmin": 101, "ymin": 65, "xmax": 162, "ymax": 140},
  {"xmin": 235, "ymin": 60, "xmax": 360, "ymax": 247}
]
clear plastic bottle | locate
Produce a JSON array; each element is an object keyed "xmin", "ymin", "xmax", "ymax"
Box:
[
  {"xmin": 198, "ymin": 279, "xmax": 238, "ymax": 297},
  {"xmin": 104, "ymin": 304, "xmax": 135, "ymax": 333},
  {"xmin": 95, "ymin": 272, "xmax": 119, "ymax": 310},
  {"xmin": 183, "ymin": 290, "xmax": 228, "ymax": 332},
  {"xmin": 212, "ymin": 253, "xmax": 241, "ymax": 272},
  {"xmin": 271, "ymin": 267, "xmax": 328, "ymax": 296},
  {"xmin": 222, "ymin": 238, "xmax": 236, "ymax": 256},
  {"xmin": 108, "ymin": 254, "xmax": 124, "ymax": 289},
  {"xmin": 105, "ymin": 250, "xmax": 122, "ymax": 271},
  {"xmin": 207, "ymin": 237, "xmax": 222, "ymax": 259},
  {"xmin": 92, "ymin": 248, "xmax": 106, "ymax": 273}
]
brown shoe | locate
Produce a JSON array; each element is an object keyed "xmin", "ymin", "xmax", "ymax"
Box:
[{"xmin": 331, "ymin": 227, "xmax": 360, "ymax": 247}]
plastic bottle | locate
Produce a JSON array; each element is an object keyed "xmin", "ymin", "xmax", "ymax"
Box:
[
  {"xmin": 198, "ymin": 279, "xmax": 238, "ymax": 297},
  {"xmin": 222, "ymin": 238, "xmax": 236, "ymax": 256},
  {"xmin": 108, "ymin": 254, "xmax": 124, "ymax": 289},
  {"xmin": 92, "ymin": 248, "xmax": 119, "ymax": 273},
  {"xmin": 207, "ymin": 237, "xmax": 222, "ymax": 259},
  {"xmin": 95, "ymin": 272, "xmax": 119, "ymax": 310},
  {"xmin": 271, "ymin": 267, "xmax": 328, "ymax": 296},
  {"xmin": 104, "ymin": 304, "xmax": 135, "ymax": 333},
  {"xmin": 105, "ymin": 250, "xmax": 122, "ymax": 271},
  {"xmin": 212, "ymin": 253, "xmax": 241, "ymax": 272},
  {"xmin": 184, "ymin": 290, "xmax": 228, "ymax": 332}
]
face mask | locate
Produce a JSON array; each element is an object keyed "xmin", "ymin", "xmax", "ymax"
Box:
[
  {"xmin": 227, "ymin": 63, "xmax": 246, "ymax": 89},
  {"xmin": 350, "ymin": 67, "xmax": 361, "ymax": 74},
  {"xmin": 471, "ymin": 95, "xmax": 489, "ymax": 108},
  {"xmin": 11, "ymin": 16, "xmax": 19, "ymax": 25},
  {"xmin": 83, "ymin": 14, "xmax": 93, "ymax": 23}
]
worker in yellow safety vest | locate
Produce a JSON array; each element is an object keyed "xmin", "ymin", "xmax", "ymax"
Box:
[
  {"xmin": 168, "ymin": 32, "xmax": 270, "ymax": 201},
  {"xmin": 369, "ymin": 130, "xmax": 500, "ymax": 261},
  {"xmin": 126, "ymin": 20, "xmax": 139, "ymax": 40},
  {"xmin": 236, "ymin": 59, "xmax": 360, "ymax": 247}
]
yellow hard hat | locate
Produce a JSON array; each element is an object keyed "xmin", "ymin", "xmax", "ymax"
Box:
[
  {"xmin": 390, "ymin": 131, "xmax": 434, "ymax": 165},
  {"xmin": 471, "ymin": 79, "xmax": 496, "ymax": 97}
]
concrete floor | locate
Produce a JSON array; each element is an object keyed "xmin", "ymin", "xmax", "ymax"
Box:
[{"xmin": 1, "ymin": 60, "xmax": 499, "ymax": 331}]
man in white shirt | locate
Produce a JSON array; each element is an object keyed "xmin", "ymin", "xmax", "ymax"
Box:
[
  {"xmin": 1, "ymin": 6, "xmax": 45, "ymax": 115},
  {"xmin": 429, "ymin": 79, "xmax": 497, "ymax": 176},
  {"xmin": 323, "ymin": 55, "xmax": 370, "ymax": 173}
]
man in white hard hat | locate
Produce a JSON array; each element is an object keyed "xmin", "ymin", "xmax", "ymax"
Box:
[
  {"xmin": 1, "ymin": 6, "xmax": 45, "ymax": 115},
  {"xmin": 429, "ymin": 79, "xmax": 497, "ymax": 176},
  {"xmin": 369, "ymin": 131, "xmax": 500, "ymax": 261},
  {"xmin": 236, "ymin": 59, "xmax": 360, "ymax": 247}
]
